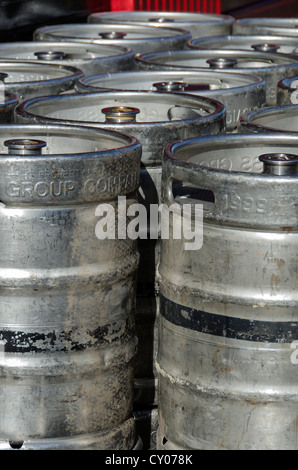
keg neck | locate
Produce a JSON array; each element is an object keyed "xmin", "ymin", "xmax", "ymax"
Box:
[
  {"xmin": 4, "ymin": 139, "xmax": 47, "ymax": 155},
  {"xmin": 259, "ymin": 153, "xmax": 298, "ymax": 175}
]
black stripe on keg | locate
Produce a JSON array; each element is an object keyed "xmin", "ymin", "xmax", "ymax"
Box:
[{"xmin": 160, "ymin": 295, "xmax": 298, "ymax": 343}]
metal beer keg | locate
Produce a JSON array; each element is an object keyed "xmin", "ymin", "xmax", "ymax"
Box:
[
  {"xmin": 157, "ymin": 132, "xmax": 298, "ymax": 450},
  {"xmin": 0, "ymin": 60, "xmax": 83, "ymax": 100},
  {"xmin": 14, "ymin": 89, "xmax": 225, "ymax": 413},
  {"xmin": 75, "ymin": 69, "xmax": 266, "ymax": 131},
  {"xmin": 136, "ymin": 48, "xmax": 298, "ymax": 106},
  {"xmin": 0, "ymin": 123, "xmax": 142, "ymax": 450},
  {"xmin": 33, "ymin": 23, "xmax": 191, "ymax": 54},
  {"xmin": 87, "ymin": 10, "xmax": 235, "ymax": 38},
  {"xmin": 188, "ymin": 34, "xmax": 298, "ymax": 56},
  {"xmin": 0, "ymin": 41, "xmax": 135, "ymax": 76}
]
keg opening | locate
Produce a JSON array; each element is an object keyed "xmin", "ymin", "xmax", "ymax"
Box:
[
  {"xmin": 153, "ymin": 81, "xmax": 188, "ymax": 92},
  {"xmin": 173, "ymin": 181, "xmax": 215, "ymax": 210},
  {"xmin": 207, "ymin": 57, "xmax": 238, "ymax": 69},
  {"xmin": 9, "ymin": 440, "xmax": 24, "ymax": 449},
  {"xmin": 148, "ymin": 17, "xmax": 175, "ymax": 23},
  {"xmin": 259, "ymin": 153, "xmax": 298, "ymax": 175},
  {"xmin": 34, "ymin": 51, "xmax": 66, "ymax": 60},
  {"xmin": 102, "ymin": 106, "xmax": 140, "ymax": 123},
  {"xmin": 4, "ymin": 139, "xmax": 47, "ymax": 155},
  {"xmin": 251, "ymin": 43, "xmax": 280, "ymax": 53},
  {"xmin": 99, "ymin": 31, "xmax": 127, "ymax": 39}
]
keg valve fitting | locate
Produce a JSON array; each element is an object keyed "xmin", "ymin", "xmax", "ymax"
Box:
[
  {"xmin": 207, "ymin": 57, "xmax": 238, "ymax": 69},
  {"xmin": 153, "ymin": 81, "xmax": 188, "ymax": 92},
  {"xmin": 4, "ymin": 139, "xmax": 47, "ymax": 155},
  {"xmin": 34, "ymin": 51, "xmax": 66, "ymax": 60},
  {"xmin": 102, "ymin": 106, "xmax": 140, "ymax": 123},
  {"xmin": 259, "ymin": 153, "xmax": 298, "ymax": 175}
]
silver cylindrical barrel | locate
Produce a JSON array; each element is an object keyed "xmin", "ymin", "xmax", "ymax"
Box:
[
  {"xmin": 0, "ymin": 123, "xmax": 142, "ymax": 450},
  {"xmin": 0, "ymin": 41, "xmax": 135, "ymax": 76},
  {"xmin": 277, "ymin": 76, "xmax": 298, "ymax": 106},
  {"xmin": 33, "ymin": 23, "xmax": 191, "ymax": 54},
  {"xmin": 233, "ymin": 18, "xmax": 298, "ymax": 37},
  {"xmin": 239, "ymin": 104, "xmax": 298, "ymax": 134},
  {"xmin": 136, "ymin": 48, "xmax": 298, "ymax": 105},
  {"xmin": 87, "ymin": 10, "xmax": 235, "ymax": 38},
  {"xmin": 158, "ymin": 132, "xmax": 298, "ymax": 450},
  {"xmin": 75, "ymin": 69, "xmax": 266, "ymax": 132},
  {"xmin": 188, "ymin": 34, "xmax": 298, "ymax": 55},
  {"xmin": 14, "ymin": 89, "xmax": 225, "ymax": 412},
  {"xmin": 0, "ymin": 60, "xmax": 83, "ymax": 100}
]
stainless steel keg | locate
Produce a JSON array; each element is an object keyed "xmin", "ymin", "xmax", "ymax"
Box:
[
  {"xmin": 136, "ymin": 49, "xmax": 298, "ymax": 106},
  {"xmin": 15, "ymin": 90, "xmax": 225, "ymax": 412},
  {"xmin": 0, "ymin": 60, "xmax": 83, "ymax": 100},
  {"xmin": 87, "ymin": 10, "xmax": 235, "ymax": 38},
  {"xmin": 0, "ymin": 90, "xmax": 18, "ymax": 123},
  {"xmin": 158, "ymin": 132, "xmax": 298, "ymax": 450},
  {"xmin": 239, "ymin": 104, "xmax": 298, "ymax": 134},
  {"xmin": 0, "ymin": 41, "xmax": 135, "ymax": 76},
  {"xmin": 277, "ymin": 76, "xmax": 298, "ymax": 106},
  {"xmin": 75, "ymin": 69, "xmax": 266, "ymax": 131},
  {"xmin": 188, "ymin": 34, "xmax": 298, "ymax": 55},
  {"xmin": 0, "ymin": 123, "xmax": 142, "ymax": 450},
  {"xmin": 233, "ymin": 18, "xmax": 298, "ymax": 37},
  {"xmin": 33, "ymin": 23, "xmax": 191, "ymax": 54}
]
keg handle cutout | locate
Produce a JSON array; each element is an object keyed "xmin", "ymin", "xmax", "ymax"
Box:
[
  {"xmin": 168, "ymin": 177, "xmax": 215, "ymax": 213},
  {"xmin": 98, "ymin": 32, "xmax": 127, "ymax": 40}
]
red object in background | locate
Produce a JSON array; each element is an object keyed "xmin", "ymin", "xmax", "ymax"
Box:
[{"xmin": 109, "ymin": 0, "xmax": 221, "ymax": 13}]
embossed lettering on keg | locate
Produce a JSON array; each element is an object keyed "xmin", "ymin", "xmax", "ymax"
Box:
[
  {"xmin": 0, "ymin": 41, "xmax": 135, "ymax": 76},
  {"xmin": 239, "ymin": 104, "xmax": 298, "ymax": 134},
  {"xmin": 75, "ymin": 69, "xmax": 266, "ymax": 131},
  {"xmin": 33, "ymin": 23, "xmax": 191, "ymax": 54},
  {"xmin": 136, "ymin": 48, "xmax": 298, "ymax": 106},
  {"xmin": 0, "ymin": 60, "xmax": 83, "ymax": 100},
  {"xmin": 0, "ymin": 123, "xmax": 142, "ymax": 450},
  {"xmin": 188, "ymin": 34, "xmax": 298, "ymax": 56},
  {"xmin": 87, "ymin": 10, "xmax": 235, "ymax": 38},
  {"xmin": 157, "ymin": 132, "xmax": 298, "ymax": 450},
  {"xmin": 14, "ymin": 89, "xmax": 225, "ymax": 414}
]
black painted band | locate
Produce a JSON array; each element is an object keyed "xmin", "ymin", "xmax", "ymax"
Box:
[{"xmin": 160, "ymin": 295, "xmax": 297, "ymax": 343}]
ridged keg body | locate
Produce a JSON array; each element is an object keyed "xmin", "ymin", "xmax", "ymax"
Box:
[
  {"xmin": 14, "ymin": 90, "xmax": 225, "ymax": 411},
  {"xmin": 157, "ymin": 133, "xmax": 298, "ymax": 450},
  {"xmin": 0, "ymin": 60, "xmax": 83, "ymax": 100},
  {"xmin": 34, "ymin": 23, "xmax": 191, "ymax": 54},
  {"xmin": 75, "ymin": 69, "xmax": 266, "ymax": 131},
  {"xmin": 87, "ymin": 10, "xmax": 235, "ymax": 38},
  {"xmin": 0, "ymin": 124, "xmax": 141, "ymax": 450},
  {"xmin": 136, "ymin": 49, "xmax": 298, "ymax": 105},
  {"xmin": 0, "ymin": 42, "xmax": 135, "ymax": 76}
]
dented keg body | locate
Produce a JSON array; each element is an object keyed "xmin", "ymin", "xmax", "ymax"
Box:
[
  {"xmin": 0, "ymin": 41, "xmax": 135, "ymax": 76},
  {"xmin": 0, "ymin": 60, "xmax": 83, "ymax": 100},
  {"xmin": 157, "ymin": 133, "xmax": 298, "ymax": 450},
  {"xmin": 14, "ymin": 90, "xmax": 225, "ymax": 409},
  {"xmin": 75, "ymin": 69, "xmax": 266, "ymax": 131},
  {"xmin": 277, "ymin": 76, "xmax": 298, "ymax": 106},
  {"xmin": 87, "ymin": 10, "xmax": 235, "ymax": 38},
  {"xmin": 233, "ymin": 18, "xmax": 298, "ymax": 37},
  {"xmin": 136, "ymin": 49, "xmax": 298, "ymax": 105},
  {"xmin": 34, "ymin": 23, "xmax": 191, "ymax": 54},
  {"xmin": 240, "ymin": 104, "xmax": 298, "ymax": 134},
  {"xmin": 0, "ymin": 123, "xmax": 142, "ymax": 450},
  {"xmin": 188, "ymin": 34, "xmax": 298, "ymax": 56}
]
